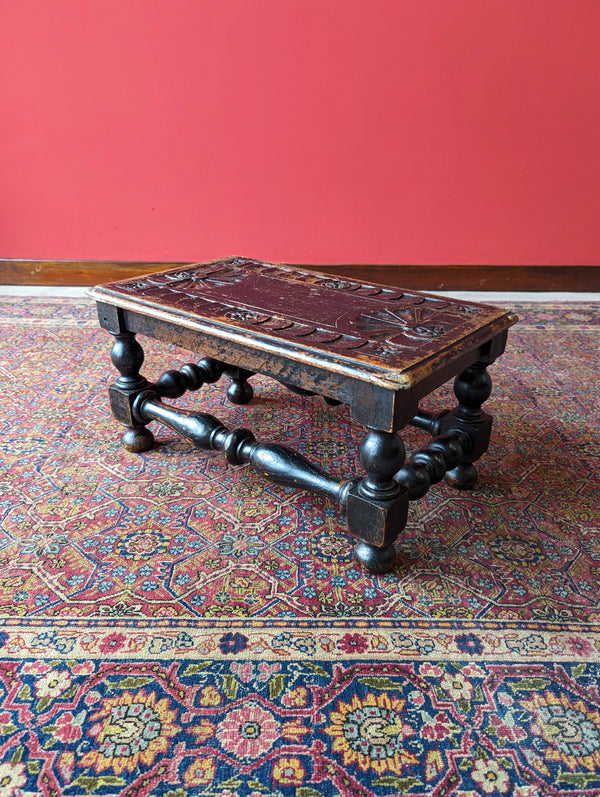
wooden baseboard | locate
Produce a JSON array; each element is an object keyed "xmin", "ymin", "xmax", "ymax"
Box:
[{"xmin": 1, "ymin": 259, "xmax": 598, "ymax": 291}]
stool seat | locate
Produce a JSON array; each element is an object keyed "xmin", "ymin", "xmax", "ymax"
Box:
[{"xmin": 89, "ymin": 257, "xmax": 518, "ymax": 574}]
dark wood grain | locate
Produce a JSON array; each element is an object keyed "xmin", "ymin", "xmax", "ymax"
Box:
[
  {"xmin": 1, "ymin": 258, "xmax": 599, "ymax": 291},
  {"xmin": 90, "ymin": 257, "xmax": 517, "ymax": 398}
]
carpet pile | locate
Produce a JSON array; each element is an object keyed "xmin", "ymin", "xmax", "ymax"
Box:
[{"xmin": 0, "ymin": 297, "xmax": 598, "ymax": 796}]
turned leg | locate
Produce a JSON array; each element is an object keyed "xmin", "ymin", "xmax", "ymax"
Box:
[
  {"xmin": 443, "ymin": 360, "xmax": 492, "ymax": 490},
  {"xmin": 346, "ymin": 429, "xmax": 408, "ymax": 574},
  {"xmin": 109, "ymin": 332, "xmax": 155, "ymax": 453}
]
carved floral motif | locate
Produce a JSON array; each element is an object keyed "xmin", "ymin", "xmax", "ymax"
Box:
[
  {"xmin": 109, "ymin": 259, "xmax": 495, "ymax": 363},
  {"xmin": 353, "ymin": 307, "xmax": 447, "ymax": 340}
]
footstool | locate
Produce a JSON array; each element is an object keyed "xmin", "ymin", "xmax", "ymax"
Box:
[{"xmin": 89, "ymin": 257, "xmax": 518, "ymax": 574}]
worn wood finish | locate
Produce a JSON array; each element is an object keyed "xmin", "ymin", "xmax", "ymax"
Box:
[
  {"xmin": 90, "ymin": 257, "xmax": 518, "ymax": 574},
  {"xmin": 2, "ymin": 258, "xmax": 599, "ymax": 291}
]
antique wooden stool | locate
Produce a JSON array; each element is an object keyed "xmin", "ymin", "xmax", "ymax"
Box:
[{"xmin": 89, "ymin": 257, "xmax": 518, "ymax": 574}]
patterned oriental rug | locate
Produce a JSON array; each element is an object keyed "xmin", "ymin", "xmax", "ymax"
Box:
[{"xmin": 0, "ymin": 297, "xmax": 599, "ymax": 797}]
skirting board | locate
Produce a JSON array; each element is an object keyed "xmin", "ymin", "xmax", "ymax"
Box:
[{"xmin": 1, "ymin": 259, "xmax": 599, "ymax": 291}]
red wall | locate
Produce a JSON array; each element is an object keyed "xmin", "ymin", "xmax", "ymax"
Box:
[{"xmin": 2, "ymin": 0, "xmax": 599, "ymax": 265}]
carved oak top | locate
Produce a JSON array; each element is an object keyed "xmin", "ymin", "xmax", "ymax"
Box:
[{"xmin": 89, "ymin": 258, "xmax": 517, "ymax": 388}]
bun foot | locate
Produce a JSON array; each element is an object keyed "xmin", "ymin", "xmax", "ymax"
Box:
[
  {"xmin": 227, "ymin": 379, "xmax": 254, "ymax": 405},
  {"xmin": 444, "ymin": 463, "xmax": 477, "ymax": 490},
  {"xmin": 354, "ymin": 541, "xmax": 396, "ymax": 574},
  {"xmin": 122, "ymin": 426, "xmax": 155, "ymax": 453}
]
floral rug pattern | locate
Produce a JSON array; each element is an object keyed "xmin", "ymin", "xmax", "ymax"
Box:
[
  {"xmin": 1, "ymin": 652, "xmax": 600, "ymax": 796},
  {"xmin": 0, "ymin": 297, "xmax": 599, "ymax": 795}
]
